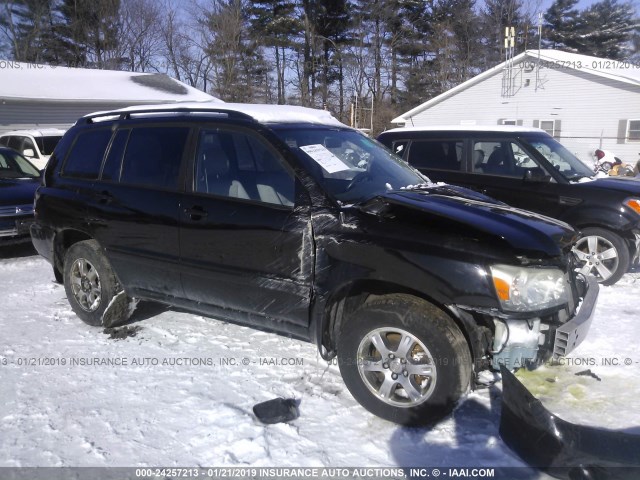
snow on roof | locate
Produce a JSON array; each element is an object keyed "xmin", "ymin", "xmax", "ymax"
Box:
[
  {"xmin": 0, "ymin": 61, "xmax": 217, "ymax": 103},
  {"xmin": 86, "ymin": 101, "xmax": 347, "ymax": 127},
  {"xmin": 392, "ymin": 49, "xmax": 640, "ymax": 124},
  {"xmin": 382, "ymin": 125, "xmax": 546, "ymax": 134}
]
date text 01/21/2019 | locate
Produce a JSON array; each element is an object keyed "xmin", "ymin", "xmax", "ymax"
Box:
[{"xmin": 519, "ymin": 60, "xmax": 640, "ymax": 70}]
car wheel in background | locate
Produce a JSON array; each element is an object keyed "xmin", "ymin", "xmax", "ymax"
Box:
[{"xmin": 572, "ymin": 227, "xmax": 630, "ymax": 286}]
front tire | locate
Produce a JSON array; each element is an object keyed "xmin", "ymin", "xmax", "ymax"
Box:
[
  {"xmin": 572, "ymin": 227, "xmax": 630, "ymax": 286},
  {"xmin": 337, "ymin": 294, "xmax": 472, "ymax": 426},
  {"xmin": 63, "ymin": 240, "xmax": 130, "ymax": 326}
]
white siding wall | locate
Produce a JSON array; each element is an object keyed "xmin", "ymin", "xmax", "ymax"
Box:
[
  {"xmin": 0, "ymin": 99, "xmax": 157, "ymax": 134},
  {"xmin": 406, "ymin": 61, "xmax": 640, "ymax": 165}
]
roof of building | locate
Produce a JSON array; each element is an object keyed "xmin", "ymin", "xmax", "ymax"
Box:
[
  {"xmin": 85, "ymin": 102, "xmax": 347, "ymax": 127},
  {"xmin": 392, "ymin": 49, "xmax": 640, "ymax": 124},
  {"xmin": 0, "ymin": 61, "xmax": 217, "ymax": 103}
]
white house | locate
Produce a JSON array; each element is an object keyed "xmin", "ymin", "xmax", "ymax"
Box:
[
  {"xmin": 0, "ymin": 60, "xmax": 219, "ymax": 134},
  {"xmin": 391, "ymin": 49, "xmax": 640, "ymax": 164}
]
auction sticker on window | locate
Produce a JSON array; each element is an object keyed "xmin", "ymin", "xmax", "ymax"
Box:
[{"xmin": 300, "ymin": 144, "xmax": 350, "ymax": 174}]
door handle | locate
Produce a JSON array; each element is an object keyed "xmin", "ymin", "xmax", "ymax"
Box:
[{"xmin": 184, "ymin": 206, "xmax": 208, "ymax": 220}]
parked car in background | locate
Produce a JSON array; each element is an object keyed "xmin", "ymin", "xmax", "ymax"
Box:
[
  {"xmin": 378, "ymin": 126, "xmax": 640, "ymax": 285},
  {"xmin": 0, "ymin": 147, "xmax": 41, "ymax": 245},
  {"xmin": 31, "ymin": 103, "xmax": 597, "ymax": 425},
  {"xmin": 0, "ymin": 128, "xmax": 66, "ymax": 170}
]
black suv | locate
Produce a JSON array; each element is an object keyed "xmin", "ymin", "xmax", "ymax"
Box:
[
  {"xmin": 31, "ymin": 104, "xmax": 597, "ymax": 425},
  {"xmin": 378, "ymin": 126, "xmax": 640, "ymax": 285}
]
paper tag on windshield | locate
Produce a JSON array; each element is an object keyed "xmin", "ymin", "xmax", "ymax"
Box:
[{"xmin": 300, "ymin": 144, "xmax": 350, "ymax": 174}]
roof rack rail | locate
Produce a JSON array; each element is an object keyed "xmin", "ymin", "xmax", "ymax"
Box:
[{"xmin": 78, "ymin": 107, "xmax": 256, "ymax": 125}]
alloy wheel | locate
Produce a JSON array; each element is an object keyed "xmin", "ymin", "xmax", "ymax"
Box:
[
  {"xmin": 69, "ymin": 258, "xmax": 102, "ymax": 312},
  {"xmin": 357, "ymin": 327, "xmax": 437, "ymax": 408},
  {"xmin": 572, "ymin": 235, "xmax": 619, "ymax": 282}
]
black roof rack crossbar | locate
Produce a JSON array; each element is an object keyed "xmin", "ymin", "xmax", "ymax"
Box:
[{"xmin": 78, "ymin": 107, "xmax": 256, "ymax": 125}]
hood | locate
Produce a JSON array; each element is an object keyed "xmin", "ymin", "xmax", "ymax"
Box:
[
  {"xmin": 581, "ymin": 176, "xmax": 640, "ymax": 195},
  {"xmin": 0, "ymin": 177, "xmax": 40, "ymax": 207},
  {"xmin": 359, "ymin": 185, "xmax": 576, "ymax": 257}
]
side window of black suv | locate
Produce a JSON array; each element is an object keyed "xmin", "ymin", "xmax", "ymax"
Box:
[
  {"xmin": 62, "ymin": 129, "xmax": 112, "ymax": 180},
  {"xmin": 194, "ymin": 128, "xmax": 294, "ymax": 206},
  {"xmin": 120, "ymin": 127, "xmax": 190, "ymax": 189}
]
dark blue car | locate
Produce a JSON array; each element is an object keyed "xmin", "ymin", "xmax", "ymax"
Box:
[{"xmin": 0, "ymin": 147, "xmax": 40, "ymax": 245}]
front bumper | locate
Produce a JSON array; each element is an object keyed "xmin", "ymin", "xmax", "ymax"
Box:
[
  {"xmin": 0, "ymin": 217, "xmax": 33, "ymax": 243},
  {"xmin": 500, "ymin": 366, "xmax": 640, "ymax": 479},
  {"xmin": 553, "ymin": 275, "xmax": 599, "ymax": 358}
]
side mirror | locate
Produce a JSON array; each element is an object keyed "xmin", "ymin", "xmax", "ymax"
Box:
[
  {"xmin": 23, "ymin": 148, "xmax": 35, "ymax": 158},
  {"xmin": 524, "ymin": 168, "xmax": 551, "ymax": 183}
]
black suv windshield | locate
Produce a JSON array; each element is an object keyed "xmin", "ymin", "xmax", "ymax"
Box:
[
  {"xmin": 522, "ymin": 134, "xmax": 594, "ymax": 181},
  {"xmin": 275, "ymin": 127, "xmax": 428, "ymax": 203}
]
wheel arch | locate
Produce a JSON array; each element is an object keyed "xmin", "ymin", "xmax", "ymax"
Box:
[
  {"xmin": 53, "ymin": 229, "xmax": 94, "ymax": 277},
  {"xmin": 318, "ymin": 279, "xmax": 478, "ymax": 365}
]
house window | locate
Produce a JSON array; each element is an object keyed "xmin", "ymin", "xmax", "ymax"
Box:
[
  {"xmin": 627, "ymin": 120, "xmax": 640, "ymax": 141},
  {"xmin": 501, "ymin": 119, "xmax": 518, "ymax": 126},
  {"xmin": 539, "ymin": 120, "xmax": 555, "ymax": 136}
]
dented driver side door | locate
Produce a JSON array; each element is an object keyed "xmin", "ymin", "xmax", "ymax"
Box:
[{"xmin": 178, "ymin": 124, "xmax": 314, "ymax": 328}]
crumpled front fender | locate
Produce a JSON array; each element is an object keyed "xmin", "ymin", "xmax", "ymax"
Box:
[{"xmin": 500, "ymin": 366, "xmax": 640, "ymax": 479}]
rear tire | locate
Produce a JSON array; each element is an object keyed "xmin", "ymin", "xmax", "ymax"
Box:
[
  {"xmin": 572, "ymin": 227, "xmax": 629, "ymax": 286},
  {"xmin": 337, "ymin": 294, "xmax": 472, "ymax": 426},
  {"xmin": 63, "ymin": 240, "xmax": 131, "ymax": 326}
]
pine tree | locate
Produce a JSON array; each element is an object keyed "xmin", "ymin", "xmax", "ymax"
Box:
[
  {"xmin": 248, "ymin": 1, "xmax": 301, "ymax": 104},
  {"xmin": 576, "ymin": 0, "xmax": 638, "ymax": 59},
  {"xmin": 543, "ymin": 0, "xmax": 581, "ymax": 50},
  {"xmin": 57, "ymin": 0, "xmax": 122, "ymax": 68},
  {"xmin": 307, "ymin": 0, "xmax": 351, "ymax": 113},
  {"xmin": 205, "ymin": 0, "xmax": 267, "ymax": 102},
  {"xmin": 1, "ymin": 0, "xmax": 59, "ymax": 64}
]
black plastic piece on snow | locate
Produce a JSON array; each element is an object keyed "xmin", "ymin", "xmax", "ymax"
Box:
[
  {"xmin": 253, "ymin": 398, "xmax": 299, "ymax": 424},
  {"xmin": 500, "ymin": 366, "xmax": 640, "ymax": 479}
]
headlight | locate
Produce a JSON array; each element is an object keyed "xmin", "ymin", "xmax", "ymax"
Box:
[
  {"xmin": 624, "ymin": 198, "xmax": 640, "ymax": 215},
  {"xmin": 490, "ymin": 264, "xmax": 568, "ymax": 312}
]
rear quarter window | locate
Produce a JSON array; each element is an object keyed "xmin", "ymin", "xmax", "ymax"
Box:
[
  {"xmin": 62, "ymin": 130, "xmax": 113, "ymax": 180},
  {"xmin": 120, "ymin": 127, "xmax": 189, "ymax": 189}
]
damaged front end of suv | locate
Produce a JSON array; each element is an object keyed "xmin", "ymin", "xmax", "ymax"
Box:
[
  {"xmin": 311, "ymin": 182, "xmax": 599, "ymax": 383},
  {"xmin": 455, "ymin": 250, "xmax": 598, "ymax": 373}
]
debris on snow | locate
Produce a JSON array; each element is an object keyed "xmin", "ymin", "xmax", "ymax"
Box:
[
  {"xmin": 575, "ymin": 369, "xmax": 602, "ymax": 382},
  {"xmin": 253, "ymin": 398, "xmax": 300, "ymax": 424},
  {"xmin": 103, "ymin": 325, "xmax": 142, "ymax": 340}
]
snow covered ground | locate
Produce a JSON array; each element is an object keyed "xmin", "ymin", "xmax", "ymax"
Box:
[{"xmin": 1, "ymin": 243, "xmax": 639, "ymax": 476}]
